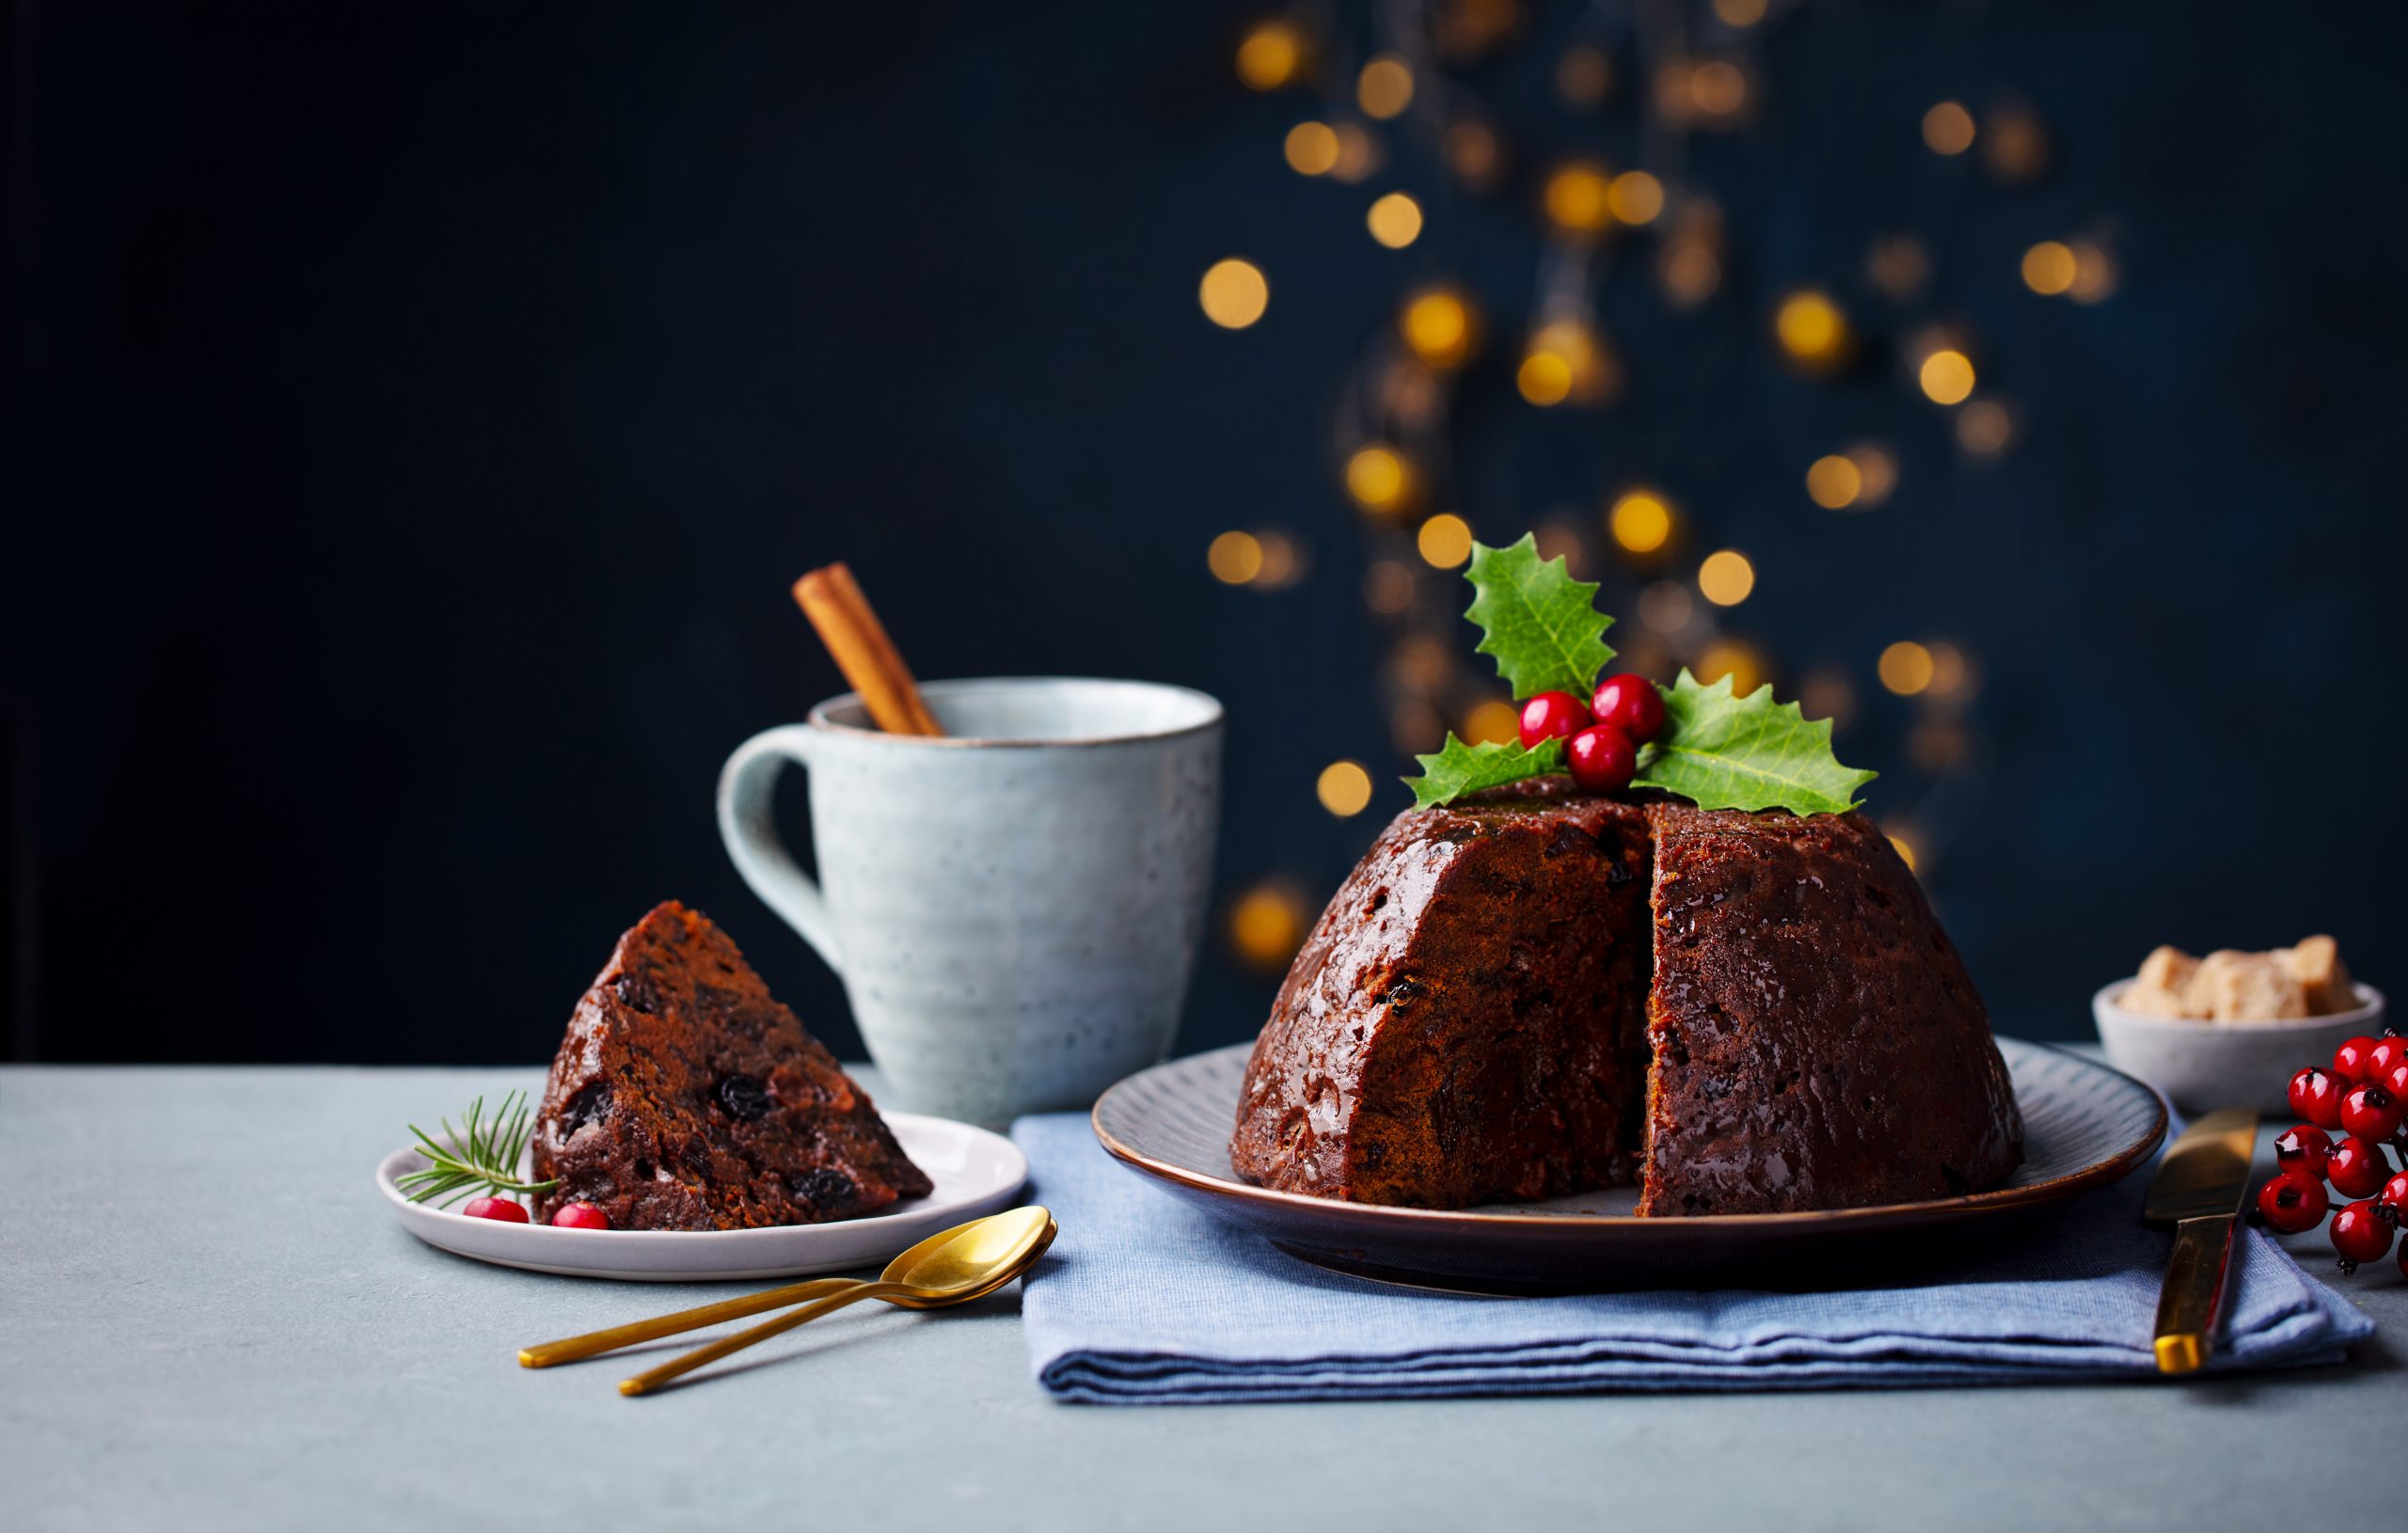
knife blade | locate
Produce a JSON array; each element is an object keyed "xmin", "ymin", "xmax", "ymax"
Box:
[{"xmin": 2142, "ymin": 1107, "xmax": 2259, "ymax": 1375}]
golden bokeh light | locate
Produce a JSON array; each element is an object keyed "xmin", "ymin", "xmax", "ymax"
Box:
[
  {"xmin": 1556, "ymin": 44, "xmax": 1612, "ymax": 107},
  {"xmin": 1367, "ymin": 192, "xmax": 1424, "ymax": 248},
  {"xmin": 1357, "ymin": 55, "xmax": 1415, "ymax": 119},
  {"xmin": 1983, "ymin": 105, "xmax": 2049, "ymax": 182},
  {"xmin": 1416, "ymin": 513, "xmax": 1475, "ymax": 569},
  {"xmin": 1805, "ymin": 453, "xmax": 1862, "ymax": 510},
  {"xmin": 2067, "ymin": 241, "xmax": 2117, "ymax": 303},
  {"xmin": 1714, "ymin": 0, "xmax": 1768, "ymax": 24},
  {"xmin": 1847, "ymin": 443, "xmax": 1899, "ymax": 506},
  {"xmin": 1401, "ymin": 288, "xmax": 1478, "ymax": 370},
  {"xmin": 1918, "ymin": 349, "xmax": 1976, "ymax": 405},
  {"xmin": 1543, "ymin": 160, "xmax": 1616, "ymax": 234},
  {"xmin": 1253, "ymin": 532, "xmax": 1305, "ymax": 589},
  {"xmin": 1926, "ymin": 641, "xmax": 1973, "ymax": 698},
  {"xmin": 1660, "ymin": 240, "xmax": 1722, "ymax": 307},
  {"xmin": 1208, "ymin": 530, "xmax": 1264, "ymax": 584},
  {"xmin": 1609, "ymin": 490, "xmax": 1674, "ymax": 555},
  {"xmin": 1236, "ymin": 22, "xmax": 1307, "ymax": 92},
  {"xmin": 1198, "ymin": 259, "xmax": 1270, "ymax": 328},
  {"xmin": 1328, "ymin": 121, "xmax": 1381, "ymax": 182},
  {"xmin": 1345, "ymin": 444, "xmax": 1415, "ymax": 515},
  {"xmin": 1922, "ymin": 101, "xmax": 1976, "ymax": 156},
  {"xmin": 1532, "ymin": 520, "xmax": 1586, "ymax": 572},
  {"xmin": 1688, "ymin": 60, "xmax": 1748, "ymax": 119},
  {"xmin": 1774, "ymin": 290, "xmax": 1850, "ymax": 371},
  {"xmin": 1694, "ymin": 640, "xmax": 1764, "ymax": 698},
  {"xmin": 1442, "ymin": 120, "xmax": 1504, "ymax": 188},
  {"xmin": 2021, "ymin": 241, "xmax": 2077, "ymax": 295},
  {"xmin": 1878, "ymin": 640, "xmax": 1936, "ymax": 695},
  {"xmin": 1607, "ymin": 170, "xmax": 1665, "ymax": 225},
  {"xmin": 1228, "ymin": 881, "xmax": 1309, "ymax": 972},
  {"xmin": 1364, "ymin": 558, "xmax": 1416, "ymax": 614},
  {"xmin": 1956, "ymin": 398, "xmax": 2012, "ymax": 456},
  {"xmin": 1697, "ymin": 548, "xmax": 1755, "ymax": 607},
  {"xmin": 1316, "ymin": 760, "xmax": 1375, "ymax": 817},
  {"xmin": 1463, "ymin": 699, "xmax": 1521, "ymax": 746},
  {"xmin": 1284, "ymin": 120, "xmax": 1340, "ymax": 176},
  {"xmin": 1887, "ymin": 830, "xmax": 1920, "ymax": 874},
  {"xmin": 1518, "ymin": 320, "xmax": 1616, "ymax": 406},
  {"xmin": 1517, "ymin": 352, "xmax": 1573, "ymax": 405}
]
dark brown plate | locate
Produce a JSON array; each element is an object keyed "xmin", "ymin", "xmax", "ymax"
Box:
[{"xmin": 1091, "ymin": 1038, "xmax": 2165, "ymax": 1293}]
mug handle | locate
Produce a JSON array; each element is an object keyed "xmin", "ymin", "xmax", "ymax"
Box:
[{"xmin": 716, "ymin": 725, "xmax": 843, "ymax": 974}]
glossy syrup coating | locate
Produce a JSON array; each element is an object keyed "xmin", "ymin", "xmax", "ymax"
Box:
[
  {"xmin": 531, "ymin": 901, "xmax": 932, "ymax": 1230},
  {"xmin": 1229, "ymin": 781, "xmax": 1656, "ymax": 1208},
  {"xmin": 1639, "ymin": 804, "xmax": 2023, "ymax": 1214}
]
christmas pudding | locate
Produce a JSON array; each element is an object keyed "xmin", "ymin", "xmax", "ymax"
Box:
[
  {"xmin": 1228, "ymin": 535, "xmax": 2023, "ymax": 1216},
  {"xmin": 531, "ymin": 901, "xmax": 932, "ymax": 1229}
]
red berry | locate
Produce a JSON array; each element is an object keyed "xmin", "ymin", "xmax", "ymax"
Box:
[
  {"xmin": 2377, "ymin": 1171, "xmax": 2408, "ymax": 1226},
  {"xmin": 2331, "ymin": 1198, "xmax": 2394, "ymax": 1272},
  {"xmin": 2383, "ymin": 1060, "xmax": 2408, "ymax": 1101},
  {"xmin": 1564, "ymin": 724, "xmax": 1638, "ymax": 794},
  {"xmin": 1589, "ymin": 673, "xmax": 1667, "ymax": 744},
  {"xmin": 1517, "ymin": 690, "xmax": 1592, "ymax": 751},
  {"xmin": 463, "ymin": 1195, "xmax": 531, "ymax": 1224},
  {"xmin": 2272, "ymin": 1124, "xmax": 2333, "ymax": 1181},
  {"xmin": 2339, "ymin": 1082, "xmax": 2401, "ymax": 1143},
  {"xmin": 2255, "ymin": 1172, "xmax": 2330, "ymax": 1234},
  {"xmin": 2326, "ymin": 1136, "xmax": 2395, "ymax": 1199},
  {"xmin": 2335, "ymin": 1035, "xmax": 2382, "ymax": 1083},
  {"xmin": 2289, "ymin": 1067, "xmax": 2345, "ymax": 1131},
  {"xmin": 550, "ymin": 1202, "xmax": 610, "ymax": 1231},
  {"xmin": 2367, "ymin": 1035, "xmax": 2406, "ymax": 1082}
]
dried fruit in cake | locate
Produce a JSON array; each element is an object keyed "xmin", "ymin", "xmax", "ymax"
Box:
[{"xmin": 531, "ymin": 901, "xmax": 931, "ymax": 1230}]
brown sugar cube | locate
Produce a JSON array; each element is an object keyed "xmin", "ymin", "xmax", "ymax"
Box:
[
  {"xmin": 2122, "ymin": 946, "xmax": 2202, "ymax": 1018},
  {"xmin": 2282, "ymin": 935, "xmax": 2356, "ymax": 1015},
  {"xmin": 2188, "ymin": 950, "xmax": 2309, "ymax": 1022}
]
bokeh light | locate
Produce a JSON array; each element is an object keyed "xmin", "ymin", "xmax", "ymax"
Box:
[
  {"xmin": 1922, "ymin": 101, "xmax": 1976, "ymax": 155},
  {"xmin": 1609, "ymin": 490, "xmax": 1674, "ymax": 555},
  {"xmin": 1207, "ymin": 530, "xmax": 1264, "ymax": 584},
  {"xmin": 1887, "ymin": 830, "xmax": 1920, "ymax": 873},
  {"xmin": 1198, "ymin": 259, "xmax": 1270, "ymax": 328},
  {"xmin": 1328, "ymin": 121, "xmax": 1381, "ymax": 182},
  {"xmin": 1357, "ymin": 55, "xmax": 1414, "ymax": 119},
  {"xmin": 1252, "ymin": 531, "xmax": 1306, "ymax": 589},
  {"xmin": 1983, "ymin": 104, "xmax": 2050, "ymax": 182},
  {"xmin": 1284, "ymin": 121, "xmax": 1340, "ymax": 176},
  {"xmin": 1713, "ymin": 0, "xmax": 1767, "ymax": 24},
  {"xmin": 1316, "ymin": 760, "xmax": 1374, "ymax": 816},
  {"xmin": 1543, "ymin": 160, "xmax": 1615, "ymax": 234},
  {"xmin": 1926, "ymin": 641, "xmax": 1974, "ymax": 698},
  {"xmin": 1607, "ymin": 170, "xmax": 1665, "ymax": 225},
  {"xmin": 1228, "ymin": 881, "xmax": 1309, "ymax": 972},
  {"xmin": 1799, "ymin": 667, "xmax": 1857, "ymax": 729},
  {"xmin": 1518, "ymin": 320, "xmax": 1615, "ymax": 405},
  {"xmin": 1847, "ymin": 444, "xmax": 1899, "ymax": 506},
  {"xmin": 1919, "ymin": 349, "xmax": 1976, "ymax": 405},
  {"xmin": 1805, "ymin": 454, "xmax": 1862, "ymax": 510},
  {"xmin": 2021, "ymin": 241, "xmax": 2077, "ymax": 295},
  {"xmin": 1367, "ymin": 192, "xmax": 1424, "ymax": 248},
  {"xmin": 1416, "ymin": 513, "xmax": 1474, "ymax": 568},
  {"xmin": 1442, "ymin": 120, "xmax": 1505, "ymax": 189},
  {"xmin": 1775, "ymin": 290, "xmax": 1850, "ymax": 371},
  {"xmin": 1556, "ymin": 44, "xmax": 1612, "ymax": 108},
  {"xmin": 2067, "ymin": 241, "xmax": 2118, "ymax": 303},
  {"xmin": 1363, "ymin": 558, "xmax": 1416, "ymax": 614},
  {"xmin": 1638, "ymin": 579, "xmax": 1694, "ymax": 634},
  {"xmin": 1698, "ymin": 548, "xmax": 1755, "ymax": 606},
  {"xmin": 1956, "ymin": 398, "xmax": 2013, "ymax": 456},
  {"xmin": 1344, "ymin": 444, "xmax": 1415, "ymax": 515},
  {"xmin": 1866, "ymin": 234, "xmax": 1932, "ymax": 301},
  {"xmin": 1236, "ymin": 21, "xmax": 1307, "ymax": 91},
  {"xmin": 1694, "ymin": 639, "xmax": 1764, "ymax": 697},
  {"xmin": 1401, "ymin": 287, "xmax": 1479, "ymax": 370},
  {"xmin": 1878, "ymin": 640, "xmax": 1936, "ymax": 695},
  {"xmin": 1463, "ymin": 699, "xmax": 1521, "ymax": 745}
]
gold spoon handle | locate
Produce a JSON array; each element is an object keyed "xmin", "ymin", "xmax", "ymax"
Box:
[
  {"xmin": 518, "ymin": 1277, "xmax": 857, "ymax": 1368},
  {"xmin": 620, "ymin": 1281, "xmax": 909, "ymax": 1396}
]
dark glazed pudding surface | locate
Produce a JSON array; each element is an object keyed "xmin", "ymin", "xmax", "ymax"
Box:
[
  {"xmin": 531, "ymin": 901, "xmax": 932, "ymax": 1230},
  {"xmin": 1230, "ymin": 782, "xmax": 2024, "ymax": 1216}
]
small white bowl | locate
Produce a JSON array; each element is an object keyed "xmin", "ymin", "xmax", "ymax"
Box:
[{"xmin": 2093, "ymin": 979, "xmax": 2386, "ymax": 1115}]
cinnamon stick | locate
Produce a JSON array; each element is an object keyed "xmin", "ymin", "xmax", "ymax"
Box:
[{"xmin": 790, "ymin": 562, "xmax": 943, "ymax": 736}]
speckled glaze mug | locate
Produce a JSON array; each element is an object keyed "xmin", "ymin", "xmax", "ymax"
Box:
[{"xmin": 718, "ymin": 677, "xmax": 1223, "ymax": 1126}]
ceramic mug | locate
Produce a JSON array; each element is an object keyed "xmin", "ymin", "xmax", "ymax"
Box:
[{"xmin": 718, "ymin": 676, "xmax": 1223, "ymax": 1126}]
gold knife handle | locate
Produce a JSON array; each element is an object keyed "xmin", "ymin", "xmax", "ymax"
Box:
[
  {"xmin": 2153, "ymin": 1213, "xmax": 2236, "ymax": 1375},
  {"xmin": 518, "ymin": 1277, "xmax": 856, "ymax": 1368}
]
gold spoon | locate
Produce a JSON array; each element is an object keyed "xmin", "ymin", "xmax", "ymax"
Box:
[
  {"xmin": 618, "ymin": 1205, "xmax": 1054, "ymax": 1397},
  {"xmin": 518, "ymin": 1207, "xmax": 1054, "ymax": 1371}
]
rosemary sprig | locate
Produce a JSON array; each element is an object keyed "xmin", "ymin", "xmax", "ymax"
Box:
[{"xmin": 397, "ymin": 1091, "xmax": 559, "ymax": 1209}]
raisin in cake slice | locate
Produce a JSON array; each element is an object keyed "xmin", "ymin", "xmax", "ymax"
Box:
[{"xmin": 531, "ymin": 901, "xmax": 932, "ymax": 1230}]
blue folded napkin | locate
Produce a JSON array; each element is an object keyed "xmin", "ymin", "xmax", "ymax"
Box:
[{"xmin": 1011, "ymin": 1113, "xmax": 2371, "ymax": 1405}]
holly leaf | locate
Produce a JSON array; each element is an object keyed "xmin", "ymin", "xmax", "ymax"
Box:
[
  {"xmin": 1634, "ymin": 670, "xmax": 1876, "ymax": 815},
  {"xmin": 1402, "ymin": 734, "xmax": 1567, "ymax": 810},
  {"xmin": 1465, "ymin": 535, "xmax": 1615, "ymax": 702}
]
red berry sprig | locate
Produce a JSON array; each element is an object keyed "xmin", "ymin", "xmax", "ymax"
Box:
[{"xmin": 2255, "ymin": 1027, "xmax": 2407, "ymax": 1276}]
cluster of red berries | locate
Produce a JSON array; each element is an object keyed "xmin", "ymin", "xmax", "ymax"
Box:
[
  {"xmin": 2254, "ymin": 1029, "xmax": 2408, "ymax": 1275},
  {"xmin": 464, "ymin": 1194, "xmax": 610, "ymax": 1230},
  {"xmin": 1519, "ymin": 673, "xmax": 1666, "ymax": 793}
]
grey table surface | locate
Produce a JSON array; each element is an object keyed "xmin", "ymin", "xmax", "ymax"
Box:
[{"xmin": 3, "ymin": 1061, "xmax": 2400, "ymax": 1533}]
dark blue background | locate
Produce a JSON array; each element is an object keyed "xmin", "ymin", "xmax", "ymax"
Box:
[{"xmin": 8, "ymin": 1, "xmax": 2404, "ymax": 1065}]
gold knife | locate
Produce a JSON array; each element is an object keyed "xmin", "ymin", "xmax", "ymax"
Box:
[{"xmin": 2141, "ymin": 1107, "xmax": 2259, "ymax": 1375}]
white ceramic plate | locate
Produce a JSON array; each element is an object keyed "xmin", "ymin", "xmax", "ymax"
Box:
[{"xmin": 375, "ymin": 1113, "xmax": 1028, "ymax": 1281}]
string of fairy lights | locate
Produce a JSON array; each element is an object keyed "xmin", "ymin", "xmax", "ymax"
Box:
[{"xmin": 1201, "ymin": 0, "xmax": 2120, "ymax": 976}]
